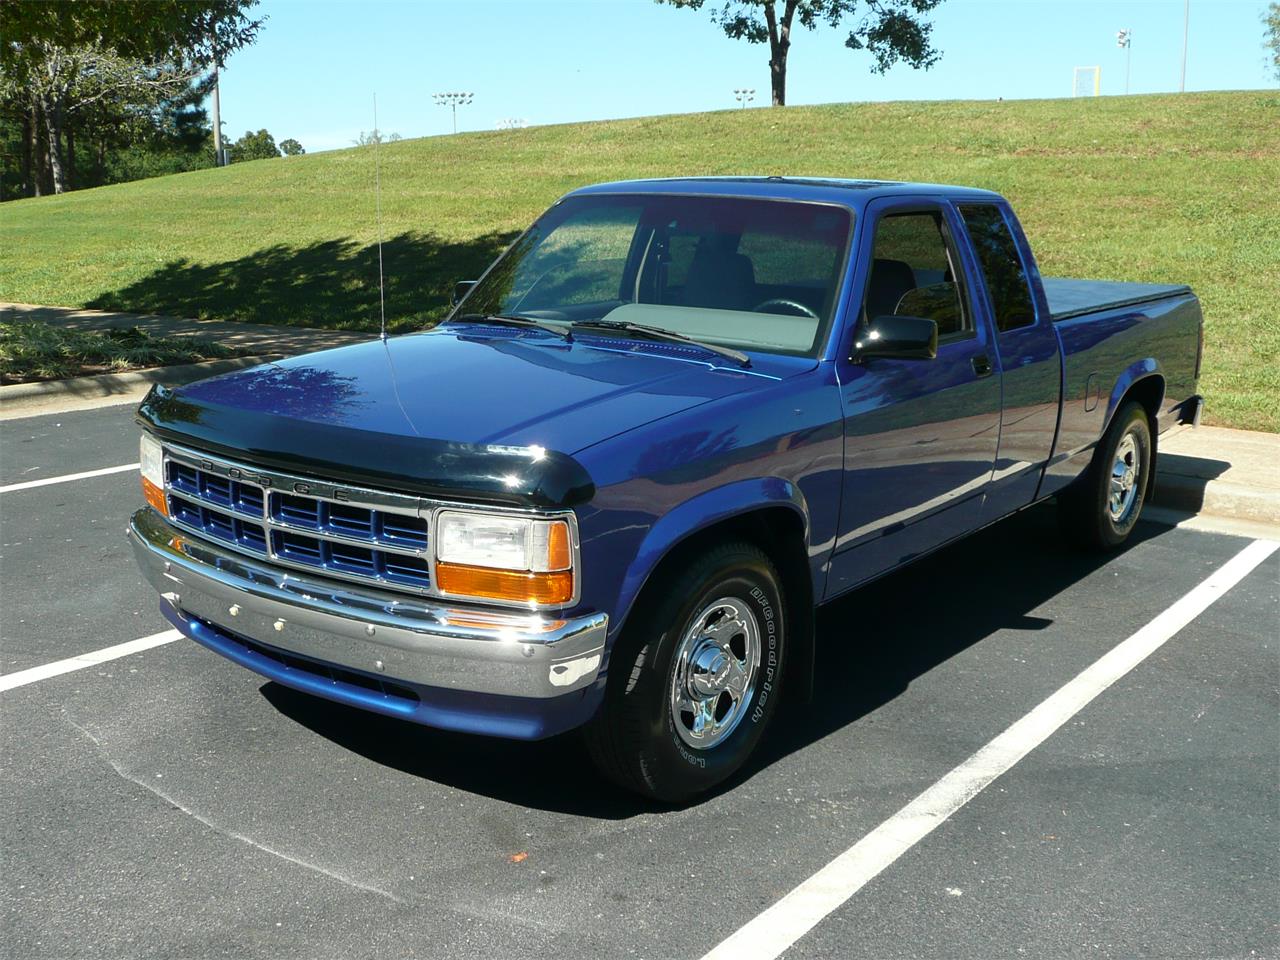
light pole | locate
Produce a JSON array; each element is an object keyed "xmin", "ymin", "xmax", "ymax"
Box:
[
  {"xmin": 1179, "ymin": 0, "xmax": 1189, "ymax": 92},
  {"xmin": 733, "ymin": 88, "xmax": 755, "ymax": 109},
  {"xmin": 433, "ymin": 92, "xmax": 473, "ymax": 134},
  {"xmin": 1116, "ymin": 28, "xmax": 1132, "ymax": 95}
]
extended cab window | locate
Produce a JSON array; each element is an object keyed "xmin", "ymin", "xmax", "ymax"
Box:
[
  {"xmin": 958, "ymin": 204, "xmax": 1037, "ymax": 331},
  {"xmin": 461, "ymin": 194, "xmax": 852, "ymax": 357},
  {"xmin": 863, "ymin": 211, "xmax": 969, "ymax": 339}
]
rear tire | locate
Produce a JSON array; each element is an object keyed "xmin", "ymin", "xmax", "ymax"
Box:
[
  {"xmin": 1058, "ymin": 400, "xmax": 1153, "ymax": 550},
  {"xmin": 584, "ymin": 541, "xmax": 786, "ymax": 803}
]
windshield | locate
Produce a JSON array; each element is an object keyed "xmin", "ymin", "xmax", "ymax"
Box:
[{"xmin": 455, "ymin": 193, "xmax": 853, "ymax": 357}]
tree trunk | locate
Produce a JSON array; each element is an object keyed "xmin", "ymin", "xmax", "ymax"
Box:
[
  {"xmin": 29, "ymin": 102, "xmax": 43, "ymax": 197},
  {"xmin": 66, "ymin": 122, "xmax": 76, "ymax": 190},
  {"xmin": 41, "ymin": 93, "xmax": 67, "ymax": 194},
  {"xmin": 21, "ymin": 107, "xmax": 34, "ymax": 198},
  {"xmin": 769, "ymin": 51, "xmax": 787, "ymax": 106},
  {"xmin": 764, "ymin": 0, "xmax": 796, "ymax": 107}
]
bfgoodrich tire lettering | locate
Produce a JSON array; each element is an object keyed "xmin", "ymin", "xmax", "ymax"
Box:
[{"xmin": 584, "ymin": 541, "xmax": 786, "ymax": 803}]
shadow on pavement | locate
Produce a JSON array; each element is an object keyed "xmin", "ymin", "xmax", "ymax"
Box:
[
  {"xmin": 1154, "ymin": 452, "xmax": 1231, "ymax": 513},
  {"xmin": 262, "ymin": 501, "xmax": 1175, "ymax": 818},
  {"xmin": 86, "ymin": 230, "xmax": 518, "ymax": 333}
]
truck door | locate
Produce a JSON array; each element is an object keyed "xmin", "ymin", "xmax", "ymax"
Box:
[
  {"xmin": 954, "ymin": 202, "xmax": 1063, "ymax": 519},
  {"xmin": 827, "ymin": 198, "xmax": 1002, "ymax": 596}
]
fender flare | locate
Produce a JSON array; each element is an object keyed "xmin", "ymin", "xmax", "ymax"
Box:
[
  {"xmin": 1102, "ymin": 359, "xmax": 1165, "ymax": 435},
  {"xmin": 609, "ymin": 477, "xmax": 810, "ymax": 645}
]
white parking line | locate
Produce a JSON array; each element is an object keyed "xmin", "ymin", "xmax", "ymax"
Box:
[
  {"xmin": 0, "ymin": 630, "xmax": 181, "ymax": 693},
  {"xmin": 0, "ymin": 462, "xmax": 138, "ymax": 494},
  {"xmin": 701, "ymin": 537, "xmax": 1279, "ymax": 960}
]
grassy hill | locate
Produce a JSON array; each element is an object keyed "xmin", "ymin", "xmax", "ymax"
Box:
[{"xmin": 1, "ymin": 90, "xmax": 1276, "ymax": 430}]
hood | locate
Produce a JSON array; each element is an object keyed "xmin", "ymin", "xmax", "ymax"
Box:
[{"xmin": 138, "ymin": 326, "xmax": 792, "ymax": 507}]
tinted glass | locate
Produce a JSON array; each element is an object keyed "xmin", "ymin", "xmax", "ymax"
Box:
[
  {"xmin": 958, "ymin": 204, "xmax": 1036, "ymax": 332},
  {"xmin": 459, "ymin": 194, "xmax": 852, "ymax": 356},
  {"xmin": 863, "ymin": 211, "xmax": 968, "ymax": 338}
]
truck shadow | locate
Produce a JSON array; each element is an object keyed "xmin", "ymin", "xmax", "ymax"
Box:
[
  {"xmin": 85, "ymin": 230, "xmax": 518, "ymax": 334},
  {"xmin": 262, "ymin": 501, "xmax": 1174, "ymax": 818}
]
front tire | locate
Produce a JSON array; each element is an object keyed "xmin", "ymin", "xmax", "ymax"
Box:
[
  {"xmin": 584, "ymin": 542, "xmax": 786, "ymax": 803},
  {"xmin": 1059, "ymin": 400, "xmax": 1153, "ymax": 550}
]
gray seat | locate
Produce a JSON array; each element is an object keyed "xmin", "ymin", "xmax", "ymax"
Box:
[
  {"xmin": 684, "ymin": 242, "xmax": 756, "ymax": 312},
  {"xmin": 866, "ymin": 258, "xmax": 916, "ymax": 319}
]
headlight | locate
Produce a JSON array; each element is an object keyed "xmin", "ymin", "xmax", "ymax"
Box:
[
  {"xmin": 435, "ymin": 510, "xmax": 574, "ymax": 606},
  {"xmin": 139, "ymin": 433, "xmax": 167, "ymax": 516}
]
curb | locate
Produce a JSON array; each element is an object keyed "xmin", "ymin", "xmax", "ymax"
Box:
[
  {"xmin": 1152, "ymin": 473, "xmax": 1280, "ymax": 527},
  {"xmin": 1, "ymin": 355, "xmax": 276, "ymax": 405}
]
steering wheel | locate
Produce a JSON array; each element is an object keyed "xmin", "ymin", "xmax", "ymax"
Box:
[{"xmin": 751, "ymin": 298, "xmax": 819, "ymax": 320}]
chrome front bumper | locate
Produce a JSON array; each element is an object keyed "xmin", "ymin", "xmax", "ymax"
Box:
[{"xmin": 129, "ymin": 508, "xmax": 607, "ymax": 700}]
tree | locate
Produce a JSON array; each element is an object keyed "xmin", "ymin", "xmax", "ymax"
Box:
[
  {"xmin": 0, "ymin": 0, "xmax": 263, "ymax": 195},
  {"xmin": 229, "ymin": 128, "xmax": 278, "ymax": 162},
  {"xmin": 352, "ymin": 129, "xmax": 400, "ymax": 146},
  {"xmin": 279, "ymin": 137, "xmax": 304, "ymax": 155},
  {"xmin": 1266, "ymin": 3, "xmax": 1280, "ymax": 82},
  {"xmin": 655, "ymin": 0, "xmax": 945, "ymax": 106}
]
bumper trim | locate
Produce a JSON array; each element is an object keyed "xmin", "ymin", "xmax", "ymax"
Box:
[{"xmin": 129, "ymin": 509, "xmax": 607, "ymax": 700}]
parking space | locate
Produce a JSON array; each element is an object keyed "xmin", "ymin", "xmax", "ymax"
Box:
[{"xmin": 1, "ymin": 402, "xmax": 1276, "ymax": 960}]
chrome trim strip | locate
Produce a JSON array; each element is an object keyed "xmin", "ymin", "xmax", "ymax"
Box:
[{"xmin": 130, "ymin": 508, "xmax": 606, "ymax": 698}]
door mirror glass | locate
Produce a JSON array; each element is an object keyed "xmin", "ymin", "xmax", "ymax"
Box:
[
  {"xmin": 854, "ymin": 314, "xmax": 939, "ymax": 361},
  {"xmin": 451, "ymin": 280, "xmax": 477, "ymax": 307}
]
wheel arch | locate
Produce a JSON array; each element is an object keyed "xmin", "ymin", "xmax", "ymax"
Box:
[
  {"xmin": 608, "ymin": 480, "xmax": 817, "ymax": 704},
  {"xmin": 1104, "ymin": 368, "xmax": 1165, "ymax": 500}
]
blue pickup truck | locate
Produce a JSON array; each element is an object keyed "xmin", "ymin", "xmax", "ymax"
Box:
[{"xmin": 130, "ymin": 178, "xmax": 1203, "ymax": 801}]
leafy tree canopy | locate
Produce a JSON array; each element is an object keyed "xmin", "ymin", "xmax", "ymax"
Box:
[
  {"xmin": 279, "ymin": 137, "xmax": 304, "ymax": 156},
  {"xmin": 656, "ymin": 0, "xmax": 944, "ymax": 105},
  {"xmin": 229, "ymin": 128, "xmax": 279, "ymax": 162}
]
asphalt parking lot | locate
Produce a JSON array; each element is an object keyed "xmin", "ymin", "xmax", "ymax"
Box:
[{"xmin": 2, "ymin": 400, "xmax": 1277, "ymax": 960}]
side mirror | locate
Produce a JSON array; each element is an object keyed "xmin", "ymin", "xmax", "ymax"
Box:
[
  {"xmin": 451, "ymin": 280, "xmax": 477, "ymax": 307},
  {"xmin": 853, "ymin": 314, "xmax": 938, "ymax": 361}
]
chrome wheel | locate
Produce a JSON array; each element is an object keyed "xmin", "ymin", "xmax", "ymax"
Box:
[
  {"xmin": 1108, "ymin": 432, "xmax": 1141, "ymax": 523},
  {"xmin": 669, "ymin": 597, "xmax": 761, "ymax": 750}
]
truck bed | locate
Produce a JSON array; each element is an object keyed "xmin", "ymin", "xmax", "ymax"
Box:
[{"xmin": 1043, "ymin": 277, "xmax": 1193, "ymax": 322}]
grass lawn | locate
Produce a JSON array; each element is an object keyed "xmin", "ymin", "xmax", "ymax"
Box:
[
  {"xmin": 0, "ymin": 322, "xmax": 242, "ymax": 384},
  {"xmin": 1, "ymin": 90, "xmax": 1276, "ymax": 429}
]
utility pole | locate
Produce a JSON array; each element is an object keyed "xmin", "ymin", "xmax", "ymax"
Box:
[
  {"xmin": 1117, "ymin": 28, "xmax": 1132, "ymax": 95},
  {"xmin": 212, "ymin": 62, "xmax": 224, "ymax": 165},
  {"xmin": 1180, "ymin": 0, "xmax": 1189, "ymax": 92},
  {"xmin": 433, "ymin": 92, "xmax": 473, "ymax": 134}
]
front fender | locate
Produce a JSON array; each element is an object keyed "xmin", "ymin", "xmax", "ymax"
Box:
[{"xmin": 610, "ymin": 477, "xmax": 809, "ymax": 642}]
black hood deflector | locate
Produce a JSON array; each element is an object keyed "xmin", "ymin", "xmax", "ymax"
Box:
[{"xmin": 136, "ymin": 384, "xmax": 595, "ymax": 509}]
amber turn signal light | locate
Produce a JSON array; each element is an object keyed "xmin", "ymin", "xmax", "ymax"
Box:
[
  {"xmin": 142, "ymin": 476, "xmax": 168, "ymax": 517},
  {"xmin": 436, "ymin": 562, "xmax": 574, "ymax": 606}
]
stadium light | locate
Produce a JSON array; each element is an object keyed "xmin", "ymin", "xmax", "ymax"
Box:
[
  {"xmin": 733, "ymin": 88, "xmax": 755, "ymax": 109},
  {"xmin": 433, "ymin": 92, "xmax": 474, "ymax": 134},
  {"xmin": 1117, "ymin": 28, "xmax": 1132, "ymax": 95}
]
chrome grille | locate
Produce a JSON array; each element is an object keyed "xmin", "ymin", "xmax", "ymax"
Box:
[{"xmin": 163, "ymin": 446, "xmax": 432, "ymax": 594}]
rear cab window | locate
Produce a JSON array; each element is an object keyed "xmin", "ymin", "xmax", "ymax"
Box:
[{"xmin": 957, "ymin": 204, "xmax": 1037, "ymax": 332}]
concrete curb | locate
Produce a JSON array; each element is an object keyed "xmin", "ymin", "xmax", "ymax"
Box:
[
  {"xmin": 1, "ymin": 355, "xmax": 276, "ymax": 406},
  {"xmin": 1152, "ymin": 474, "xmax": 1279, "ymax": 527}
]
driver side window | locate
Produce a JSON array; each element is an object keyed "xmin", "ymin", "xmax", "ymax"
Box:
[{"xmin": 863, "ymin": 212, "xmax": 970, "ymax": 339}]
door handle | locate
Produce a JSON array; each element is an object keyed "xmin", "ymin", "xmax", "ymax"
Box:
[{"xmin": 971, "ymin": 354, "xmax": 993, "ymax": 378}]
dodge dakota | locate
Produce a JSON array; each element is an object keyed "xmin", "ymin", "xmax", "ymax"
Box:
[{"xmin": 130, "ymin": 178, "xmax": 1204, "ymax": 801}]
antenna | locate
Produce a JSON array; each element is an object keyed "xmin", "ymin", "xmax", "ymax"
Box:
[{"xmin": 373, "ymin": 93, "xmax": 387, "ymax": 341}]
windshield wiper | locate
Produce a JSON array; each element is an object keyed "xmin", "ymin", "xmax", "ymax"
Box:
[
  {"xmin": 570, "ymin": 320, "xmax": 750, "ymax": 367},
  {"xmin": 452, "ymin": 313, "xmax": 572, "ymax": 341}
]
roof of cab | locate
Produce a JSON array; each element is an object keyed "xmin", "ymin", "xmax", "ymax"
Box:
[{"xmin": 565, "ymin": 176, "xmax": 1005, "ymax": 210}]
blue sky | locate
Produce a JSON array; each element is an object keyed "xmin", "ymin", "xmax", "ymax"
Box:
[{"xmin": 214, "ymin": 0, "xmax": 1277, "ymax": 153}]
